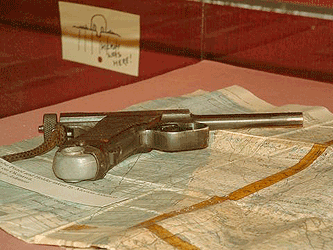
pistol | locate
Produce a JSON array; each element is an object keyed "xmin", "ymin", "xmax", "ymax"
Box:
[{"xmin": 38, "ymin": 109, "xmax": 303, "ymax": 182}]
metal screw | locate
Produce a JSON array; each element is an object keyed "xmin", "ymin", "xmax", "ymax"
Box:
[{"xmin": 38, "ymin": 125, "xmax": 44, "ymax": 132}]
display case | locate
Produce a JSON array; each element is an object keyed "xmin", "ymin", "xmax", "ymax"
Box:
[
  {"xmin": 1, "ymin": 1, "xmax": 333, "ymax": 249},
  {"xmin": 1, "ymin": 0, "xmax": 332, "ymax": 117}
]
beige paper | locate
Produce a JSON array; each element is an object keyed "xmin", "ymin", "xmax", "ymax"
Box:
[{"xmin": 59, "ymin": 1, "xmax": 140, "ymax": 76}]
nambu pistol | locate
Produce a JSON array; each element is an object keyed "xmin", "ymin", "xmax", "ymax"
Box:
[{"xmin": 36, "ymin": 109, "xmax": 303, "ymax": 182}]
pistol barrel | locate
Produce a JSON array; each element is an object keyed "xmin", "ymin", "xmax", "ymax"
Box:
[{"xmin": 192, "ymin": 112, "xmax": 303, "ymax": 130}]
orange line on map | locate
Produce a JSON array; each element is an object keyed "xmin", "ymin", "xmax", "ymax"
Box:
[
  {"xmin": 146, "ymin": 223, "xmax": 199, "ymax": 250},
  {"xmin": 138, "ymin": 196, "xmax": 228, "ymax": 228}
]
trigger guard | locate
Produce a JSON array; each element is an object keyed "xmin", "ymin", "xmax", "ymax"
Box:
[{"xmin": 145, "ymin": 122, "xmax": 209, "ymax": 152}]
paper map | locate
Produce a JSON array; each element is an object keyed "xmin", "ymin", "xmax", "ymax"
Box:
[{"xmin": 0, "ymin": 86, "xmax": 333, "ymax": 249}]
